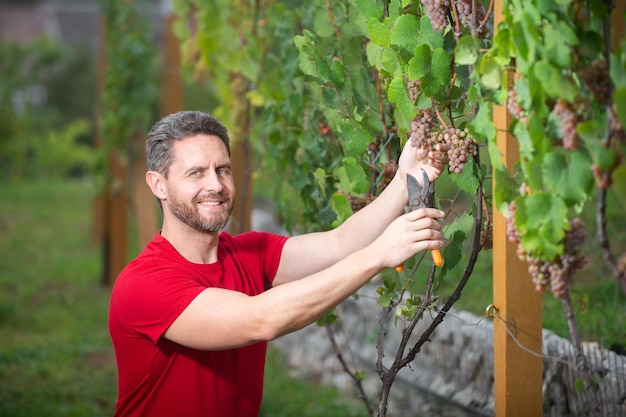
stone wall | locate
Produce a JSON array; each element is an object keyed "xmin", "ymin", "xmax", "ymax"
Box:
[{"xmin": 270, "ymin": 283, "xmax": 626, "ymax": 417}]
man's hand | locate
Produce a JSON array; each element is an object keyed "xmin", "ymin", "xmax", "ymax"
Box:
[
  {"xmin": 398, "ymin": 139, "xmax": 450, "ymax": 186},
  {"xmin": 372, "ymin": 207, "xmax": 446, "ymax": 269}
]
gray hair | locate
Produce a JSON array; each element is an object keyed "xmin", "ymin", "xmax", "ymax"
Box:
[{"xmin": 146, "ymin": 111, "xmax": 231, "ymax": 177}]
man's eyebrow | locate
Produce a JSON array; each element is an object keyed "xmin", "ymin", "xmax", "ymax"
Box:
[{"xmin": 183, "ymin": 165, "xmax": 207, "ymax": 174}]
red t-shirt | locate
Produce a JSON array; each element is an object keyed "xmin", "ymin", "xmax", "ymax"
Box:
[{"xmin": 109, "ymin": 231, "xmax": 288, "ymax": 417}]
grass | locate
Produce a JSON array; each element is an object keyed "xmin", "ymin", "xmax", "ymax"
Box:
[{"xmin": 0, "ymin": 178, "xmax": 367, "ymax": 417}]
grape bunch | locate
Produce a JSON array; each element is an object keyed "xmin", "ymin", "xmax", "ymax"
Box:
[
  {"xmin": 409, "ymin": 109, "xmax": 478, "ymax": 174},
  {"xmin": 421, "ymin": 0, "xmax": 451, "ymax": 33},
  {"xmin": 454, "ymin": 0, "xmax": 490, "ymax": 39},
  {"xmin": 407, "ymin": 80, "xmax": 421, "ymax": 103},
  {"xmin": 506, "ymin": 203, "xmax": 588, "ymax": 298},
  {"xmin": 506, "ymin": 88, "xmax": 528, "ymax": 124},
  {"xmin": 553, "ymin": 98, "xmax": 580, "ymax": 151},
  {"xmin": 581, "ymin": 59, "xmax": 612, "ymax": 106}
]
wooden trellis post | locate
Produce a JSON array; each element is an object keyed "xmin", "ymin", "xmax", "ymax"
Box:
[
  {"xmin": 96, "ymin": 12, "xmax": 184, "ymax": 285},
  {"xmin": 94, "ymin": 16, "xmax": 129, "ymax": 286},
  {"xmin": 492, "ymin": 0, "xmax": 544, "ymax": 415}
]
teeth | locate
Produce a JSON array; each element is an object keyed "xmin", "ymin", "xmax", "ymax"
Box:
[{"xmin": 199, "ymin": 201, "xmax": 221, "ymax": 206}]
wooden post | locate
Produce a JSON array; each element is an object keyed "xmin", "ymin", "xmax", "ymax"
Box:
[
  {"xmin": 129, "ymin": 12, "xmax": 183, "ymax": 250},
  {"xmin": 94, "ymin": 16, "xmax": 129, "ymax": 286},
  {"xmin": 492, "ymin": 2, "xmax": 543, "ymax": 416}
]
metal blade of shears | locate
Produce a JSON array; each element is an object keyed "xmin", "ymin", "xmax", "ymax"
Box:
[{"xmin": 396, "ymin": 169, "xmax": 443, "ymax": 270}]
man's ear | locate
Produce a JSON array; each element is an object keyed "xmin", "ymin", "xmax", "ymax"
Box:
[{"xmin": 146, "ymin": 171, "xmax": 167, "ymax": 200}]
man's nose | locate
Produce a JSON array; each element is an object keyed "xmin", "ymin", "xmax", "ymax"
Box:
[{"xmin": 203, "ymin": 171, "xmax": 224, "ymax": 192}]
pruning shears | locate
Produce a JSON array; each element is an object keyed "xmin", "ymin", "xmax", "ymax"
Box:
[{"xmin": 394, "ymin": 169, "xmax": 444, "ymax": 272}]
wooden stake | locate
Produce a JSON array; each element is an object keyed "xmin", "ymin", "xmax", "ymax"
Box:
[{"xmin": 492, "ymin": 1, "xmax": 543, "ymax": 415}]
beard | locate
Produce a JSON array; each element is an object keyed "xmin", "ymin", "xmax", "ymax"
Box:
[{"xmin": 168, "ymin": 192, "xmax": 233, "ymax": 233}]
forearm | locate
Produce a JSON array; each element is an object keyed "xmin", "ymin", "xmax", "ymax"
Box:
[
  {"xmin": 334, "ymin": 173, "xmax": 406, "ymax": 253},
  {"xmin": 256, "ymin": 245, "xmax": 382, "ymax": 339}
]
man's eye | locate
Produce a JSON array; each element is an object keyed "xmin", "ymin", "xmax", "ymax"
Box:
[{"xmin": 217, "ymin": 168, "xmax": 230, "ymax": 176}]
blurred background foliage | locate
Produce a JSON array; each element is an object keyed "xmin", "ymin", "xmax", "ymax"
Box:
[{"xmin": 0, "ymin": 37, "xmax": 97, "ymax": 180}]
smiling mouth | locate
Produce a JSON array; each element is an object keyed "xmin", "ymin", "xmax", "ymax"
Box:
[{"xmin": 198, "ymin": 201, "xmax": 222, "ymax": 206}]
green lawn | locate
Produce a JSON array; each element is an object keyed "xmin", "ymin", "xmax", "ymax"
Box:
[{"xmin": 0, "ymin": 179, "xmax": 367, "ymax": 417}]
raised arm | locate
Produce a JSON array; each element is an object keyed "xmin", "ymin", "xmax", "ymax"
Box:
[
  {"xmin": 273, "ymin": 139, "xmax": 448, "ymax": 285},
  {"xmin": 163, "ymin": 206, "xmax": 445, "ymax": 350}
]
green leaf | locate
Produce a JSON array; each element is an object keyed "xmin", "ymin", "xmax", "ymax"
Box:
[
  {"xmin": 388, "ymin": 74, "xmax": 415, "ymax": 128},
  {"xmin": 543, "ymin": 24, "xmax": 574, "ymax": 68},
  {"xmin": 336, "ymin": 156, "xmax": 369, "ymax": 194},
  {"xmin": 516, "ymin": 193, "xmax": 569, "ymax": 260},
  {"xmin": 533, "ymin": 60, "xmax": 577, "ymax": 102},
  {"xmin": 417, "ymin": 15, "xmax": 443, "ymax": 50},
  {"xmin": 614, "ymin": 86, "xmax": 626, "ymax": 129},
  {"xmin": 390, "ymin": 14, "xmax": 420, "ymax": 54},
  {"xmin": 330, "ymin": 58, "xmax": 346, "ymax": 87},
  {"xmin": 338, "ymin": 120, "xmax": 372, "ymax": 156},
  {"xmin": 449, "ymin": 159, "xmax": 479, "ymax": 194},
  {"xmin": 313, "ymin": 168, "xmax": 327, "ymax": 199},
  {"xmin": 611, "ymin": 166, "xmax": 626, "ymax": 209},
  {"xmin": 330, "ymin": 192, "xmax": 353, "ymax": 227},
  {"xmin": 432, "ymin": 48, "xmax": 452, "ymax": 86},
  {"xmin": 366, "ymin": 41, "xmax": 384, "ymax": 67},
  {"xmin": 408, "ymin": 44, "xmax": 431, "ymax": 80},
  {"xmin": 367, "ymin": 17, "xmax": 391, "ymax": 46},
  {"xmin": 455, "ymin": 35, "xmax": 480, "ymax": 66},
  {"xmin": 542, "ymin": 151, "xmax": 594, "ymax": 208},
  {"xmin": 353, "ymin": 0, "xmax": 384, "ymax": 20},
  {"xmin": 479, "ymin": 55, "xmax": 502, "ymax": 90},
  {"xmin": 513, "ymin": 120, "xmax": 535, "ymax": 160},
  {"xmin": 440, "ymin": 212, "xmax": 474, "ymax": 273},
  {"xmin": 494, "ymin": 167, "xmax": 521, "ymax": 214},
  {"xmin": 470, "ymin": 103, "xmax": 496, "ymax": 142}
]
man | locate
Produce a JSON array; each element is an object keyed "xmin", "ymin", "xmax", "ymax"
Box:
[{"xmin": 109, "ymin": 110, "xmax": 446, "ymax": 417}]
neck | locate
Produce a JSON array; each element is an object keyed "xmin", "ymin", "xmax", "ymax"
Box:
[{"xmin": 161, "ymin": 221, "xmax": 220, "ymax": 264}]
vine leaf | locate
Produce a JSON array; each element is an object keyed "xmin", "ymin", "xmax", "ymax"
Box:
[
  {"xmin": 542, "ymin": 151, "xmax": 594, "ymax": 209},
  {"xmin": 390, "ymin": 14, "xmax": 420, "ymax": 56},
  {"xmin": 614, "ymin": 87, "xmax": 626, "ymax": 128},
  {"xmin": 440, "ymin": 212, "xmax": 474, "ymax": 274},
  {"xmin": 455, "ymin": 35, "xmax": 480, "ymax": 66},
  {"xmin": 353, "ymin": 0, "xmax": 384, "ymax": 20},
  {"xmin": 330, "ymin": 192, "xmax": 352, "ymax": 227},
  {"xmin": 408, "ymin": 45, "xmax": 431, "ymax": 80},
  {"xmin": 493, "ymin": 167, "xmax": 521, "ymax": 215},
  {"xmin": 387, "ymin": 74, "xmax": 415, "ymax": 128},
  {"xmin": 367, "ymin": 17, "xmax": 391, "ymax": 47},
  {"xmin": 479, "ymin": 55, "xmax": 502, "ymax": 90},
  {"xmin": 336, "ymin": 156, "xmax": 369, "ymax": 195},
  {"xmin": 449, "ymin": 159, "xmax": 479, "ymax": 194},
  {"xmin": 313, "ymin": 168, "xmax": 327, "ymax": 198},
  {"xmin": 294, "ymin": 34, "xmax": 331, "ymax": 83},
  {"xmin": 533, "ymin": 60, "xmax": 577, "ymax": 102},
  {"xmin": 339, "ymin": 120, "xmax": 371, "ymax": 155},
  {"xmin": 516, "ymin": 192, "xmax": 569, "ymax": 260},
  {"xmin": 417, "ymin": 15, "xmax": 443, "ymax": 50}
]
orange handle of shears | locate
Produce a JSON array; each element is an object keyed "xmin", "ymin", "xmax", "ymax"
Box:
[{"xmin": 394, "ymin": 249, "xmax": 443, "ymax": 272}]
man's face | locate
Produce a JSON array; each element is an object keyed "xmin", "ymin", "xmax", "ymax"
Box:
[{"xmin": 163, "ymin": 134, "xmax": 235, "ymax": 233}]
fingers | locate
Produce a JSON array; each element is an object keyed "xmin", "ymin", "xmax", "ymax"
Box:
[
  {"xmin": 383, "ymin": 209, "xmax": 444, "ymax": 261},
  {"xmin": 405, "ymin": 208, "xmax": 445, "ymax": 223}
]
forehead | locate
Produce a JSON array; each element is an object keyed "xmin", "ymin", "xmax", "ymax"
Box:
[{"xmin": 171, "ymin": 134, "xmax": 230, "ymax": 165}]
